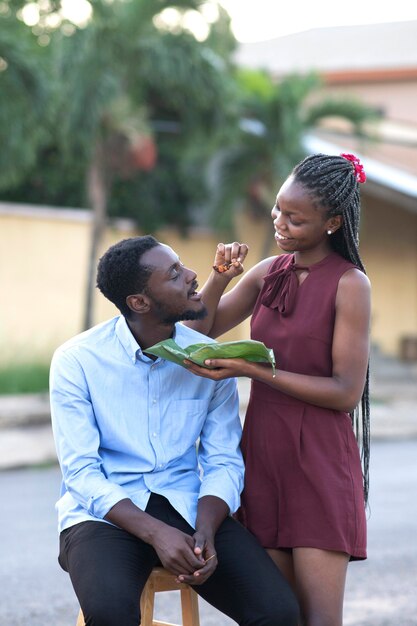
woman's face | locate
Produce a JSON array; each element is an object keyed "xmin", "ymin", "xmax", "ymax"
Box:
[{"xmin": 271, "ymin": 176, "xmax": 340, "ymax": 253}]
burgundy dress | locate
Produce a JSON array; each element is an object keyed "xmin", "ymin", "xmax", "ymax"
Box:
[{"xmin": 239, "ymin": 252, "xmax": 367, "ymax": 560}]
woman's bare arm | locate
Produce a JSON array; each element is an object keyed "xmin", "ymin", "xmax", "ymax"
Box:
[{"xmin": 185, "ymin": 269, "xmax": 371, "ymax": 411}]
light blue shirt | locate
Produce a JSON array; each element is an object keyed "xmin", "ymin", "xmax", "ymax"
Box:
[{"xmin": 50, "ymin": 316, "xmax": 244, "ymax": 533}]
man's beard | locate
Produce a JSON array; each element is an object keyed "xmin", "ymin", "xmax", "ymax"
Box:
[{"xmin": 154, "ymin": 302, "xmax": 208, "ymax": 325}]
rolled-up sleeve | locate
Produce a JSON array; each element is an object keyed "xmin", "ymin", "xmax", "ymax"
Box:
[
  {"xmin": 50, "ymin": 348, "xmax": 129, "ymax": 519},
  {"xmin": 197, "ymin": 377, "xmax": 244, "ymax": 514}
]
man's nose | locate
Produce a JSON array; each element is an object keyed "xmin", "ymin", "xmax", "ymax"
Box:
[{"xmin": 185, "ymin": 267, "xmax": 197, "ymax": 283}]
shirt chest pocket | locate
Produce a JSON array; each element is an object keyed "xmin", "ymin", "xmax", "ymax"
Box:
[{"xmin": 167, "ymin": 399, "xmax": 208, "ymax": 453}]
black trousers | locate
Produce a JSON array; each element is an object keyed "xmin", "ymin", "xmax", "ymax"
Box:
[{"xmin": 59, "ymin": 494, "xmax": 299, "ymax": 626}]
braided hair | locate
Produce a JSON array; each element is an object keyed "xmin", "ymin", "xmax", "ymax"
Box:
[{"xmin": 292, "ymin": 153, "xmax": 370, "ymax": 504}]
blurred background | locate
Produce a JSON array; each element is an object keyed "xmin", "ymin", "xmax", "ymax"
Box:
[
  {"xmin": 0, "ymin": 1, "xmax": 416, "ymax": 624},
  {"xmin": 1, "ymin": 0, "xmax": 417, "ymax": 375}
]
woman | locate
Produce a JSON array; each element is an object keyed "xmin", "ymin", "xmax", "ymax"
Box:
[{"xmin": 184, "ymin": 153, "xmax": 371, "ymax": 626}]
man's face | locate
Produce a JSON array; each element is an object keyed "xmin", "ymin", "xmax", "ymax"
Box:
[{"xmin": 140, "ymin": 244, "xmax": 207, "ymax": 324}]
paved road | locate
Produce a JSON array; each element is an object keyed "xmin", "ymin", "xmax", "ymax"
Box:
[{"xmin": 0, "ymin": 439, "xmax": 416, "ymax": 626}]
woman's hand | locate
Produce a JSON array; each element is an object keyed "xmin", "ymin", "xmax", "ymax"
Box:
[
  {"xmin": 213, "ymin": 242, "xmax": 249, "ymax": 278},
  {"xmin": 184, "ymin": 357, "xmax": 253, "ymax": 380}
]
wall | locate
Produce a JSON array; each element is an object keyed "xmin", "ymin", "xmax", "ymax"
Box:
[
  {"xmin": 0, "ymin": 204, "xmax": 272, "ymax": 365},
  {"xmin": 321, "ymin": 79, "xmax": 417, "ymax": 125},
  {"xmin": 1, "ymin": 199, "xmax": 416, "ymax": 365},
  {"xmin": 361, "ymin": 195, "xmax": 417, "ymax": 355}
]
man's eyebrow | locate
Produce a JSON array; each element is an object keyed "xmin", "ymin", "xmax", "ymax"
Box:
[{"xmin": 166, "ymin": 259, "xmax": 181, "ymax": 273}]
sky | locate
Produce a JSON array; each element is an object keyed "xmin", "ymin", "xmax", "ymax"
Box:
[
  {"xmin": 220, "ymin": 0, "xmax": 417, "ymax": 42},
  {"xmin": 20, "ymin": 0, "xmax": 417, "ymax": 43}
]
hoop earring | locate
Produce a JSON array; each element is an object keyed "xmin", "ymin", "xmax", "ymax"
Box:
[{"xmin": 327, "ymin": 230, "xmax": 332, "ymax": 235}]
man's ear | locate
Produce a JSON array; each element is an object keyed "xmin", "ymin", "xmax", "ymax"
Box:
[
  {"xmin": 326, "ymin": 214, "xmax": 343, "ymax": 234},
  {"xmin": 126, "ymin": 293, "xmax": 151, "ymax": 315}
]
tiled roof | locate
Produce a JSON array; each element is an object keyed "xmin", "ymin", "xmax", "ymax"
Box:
[{"xmin": 235, "ymin": 21, "xmax": 417, "ymax": 203}]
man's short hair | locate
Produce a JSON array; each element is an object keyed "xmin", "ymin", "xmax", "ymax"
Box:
[{"xmin": 97, "ymin": 235, "xmax": 159, "ymax": 317}]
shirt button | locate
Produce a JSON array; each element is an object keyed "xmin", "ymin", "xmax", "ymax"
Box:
[
  {"xmin": 152, "ymin": 432, "xmax": 157, "ymax": 437},
  {"xmin": 152, "ymin": 399, "xmax": 157, "ymax": 404},
  {"xmin": 158, "ymin": 464, "xmax": 163, "ymax": 469}
]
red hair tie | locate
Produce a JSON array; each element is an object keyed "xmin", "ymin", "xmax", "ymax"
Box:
[{"xmin": 340, "ymin": 153, "xmax": 366, "ymax": 183}]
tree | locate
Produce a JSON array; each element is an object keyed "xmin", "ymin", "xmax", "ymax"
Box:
[
  {"xmin": 0, "ymin": 6, "xmax": 50, "ymax": 191},
  {"xmin": 54, "ymin": 0, "xmax": 237, "ymax": 328}
]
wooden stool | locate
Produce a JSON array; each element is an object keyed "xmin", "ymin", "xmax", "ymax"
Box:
[{"xmin": 75, "ymin": 566, "xmax": 200, "ymax": 626}]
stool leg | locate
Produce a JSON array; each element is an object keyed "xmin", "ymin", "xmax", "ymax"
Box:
[
  {"xmin": 180, "ymin": 587, "xmax": 200, "ymax": 626},
  {"xmin": 140, "ymin": 577, "xmax": 156, "ymax": 626},
  {"xmin": 75, "ymin": 570, "xmax": 200, "ymax": 626}
]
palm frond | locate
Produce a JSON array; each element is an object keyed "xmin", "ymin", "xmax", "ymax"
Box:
[
  {"xmin": 0, "ymin": 16, "xmax": 50, "ymax": 188},
  {"xmin": 304, "ymin": 97, "xmax": 381, "ymax": 135}
]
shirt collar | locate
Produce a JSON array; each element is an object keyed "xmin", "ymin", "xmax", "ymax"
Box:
[
  {"xmin": 115, "ymin": 316, "xmax": 143, "ymax": 363},
  {"xmin": 115, "ymin": 316, "xmax": 192, "ymax": 363},
  {"xmin": 171, "ymin": 322, "xmax": 194, "ymax": 348}
]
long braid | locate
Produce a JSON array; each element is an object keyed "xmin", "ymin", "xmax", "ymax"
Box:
[{"xmin": 292, "ymin": 153, "xmax": 371, "ymax": 504}]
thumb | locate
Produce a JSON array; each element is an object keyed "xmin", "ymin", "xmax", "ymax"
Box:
[{"xmin": 193, "ymin": 533, "xmax": 206, "ymax": 561}]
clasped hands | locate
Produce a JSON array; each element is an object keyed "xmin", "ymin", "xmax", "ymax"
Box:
[{"xmin": 152, "ymin": 525, "xmax": 217, "ymax": 586}]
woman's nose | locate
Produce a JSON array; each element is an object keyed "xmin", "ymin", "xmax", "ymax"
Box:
[{"xmin": 272, "ymin": 209, "xmax": 281, "ymax": 227}]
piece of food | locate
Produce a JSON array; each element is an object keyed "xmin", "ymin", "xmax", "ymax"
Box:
[{"xmin": 213, "ymin": 262, "xmax": 233, "ymax": 273}]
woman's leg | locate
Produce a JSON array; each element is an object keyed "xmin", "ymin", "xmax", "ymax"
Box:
[
  {"xmin": 292, "ymin": 547, "xmax": 349, "ymax": 626},
  {"xmin": 266, "ymin": 548, "xmax": 296, "ymax": 591}
]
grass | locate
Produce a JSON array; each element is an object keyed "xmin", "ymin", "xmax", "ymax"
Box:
[{"xmin": 0, "ymin": 362, "xmax": 50, "ymax": 395}]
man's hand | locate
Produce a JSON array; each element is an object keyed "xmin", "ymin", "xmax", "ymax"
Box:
[
  {"xmin": 175, "ymin": 529, "xmax": 218, "ymax": 585},
  {"xmin": 150, "ymin": 525, "xmax": 205, "ymax": 576},
  {"xmin": 173, "ymin": 495, "xmax": 230, "ymax": 585},
  {"xmin": 105, "ymin": 499, "xmax": 205, "ymax": 577}
]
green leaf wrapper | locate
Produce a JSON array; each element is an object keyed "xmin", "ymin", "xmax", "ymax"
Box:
[{"xmin": 144, "ymin": 338, "xmax": 276, "ymax": 375}]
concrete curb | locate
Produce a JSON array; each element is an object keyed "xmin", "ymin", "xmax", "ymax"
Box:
[{"xmin": 0, "ymin": 392, "xmax": 50, "ymax": 428}]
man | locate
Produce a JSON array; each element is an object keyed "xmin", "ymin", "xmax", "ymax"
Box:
[{"xmin": 50, "ymin": 235, "xmax": 298, "ymax": 626}]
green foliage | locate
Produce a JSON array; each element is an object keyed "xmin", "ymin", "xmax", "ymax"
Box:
[
  {"xmin": 0, "ymin": 1, "xmax": 379, "ymax": 240},
  {"xmin": 0, "ymin": 10, "xmax": 51, "ymax": 189},
  {"xmin": 0, "ymin": 0, "xmax": 240, "ymax": 233},
  {"xmin": 204, "ymin": 3, "xmax": 236, "ymax": 60},
  {"xmin": 55, "ymin": 1, "xmax": 234, "ymax": 158},
  {"xmin": 0, "ymin": 145, "xmax": 88, "ymax": 207},
  {"xmin": 0, "ymin": 362, "xmax": 50, "ymax": 394},
  {"xmin": 236, "ymin": 67, "xmax": 277, "ymax": 100},
  {"xmin": 304, "ymin": 96, "xmax": 380, "ymax": 136}
]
